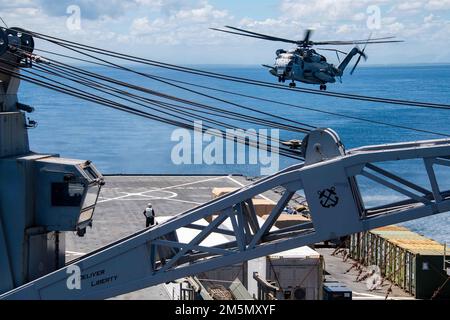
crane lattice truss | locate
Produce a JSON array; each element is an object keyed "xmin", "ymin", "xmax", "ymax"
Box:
[{"xmin": 3, "ymin": 129, "xmax": 450, "ymax": 299}]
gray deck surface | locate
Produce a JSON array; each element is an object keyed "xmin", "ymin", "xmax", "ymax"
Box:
[
  {"xmin": 65, "ymin": 175, "xmax": 277, "ymax": 300},
  {"xmin": 65, "ymin": 175, "xmax": 413, "ymax": 300},
  {"xmin": 317, "ymin": 248, "xmax": 414, "ymax": 300}
]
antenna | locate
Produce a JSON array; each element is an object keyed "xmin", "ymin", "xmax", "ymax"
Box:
[{"xmin": 0, "ymin": 16, "xmax": 8, "ymax": 28}]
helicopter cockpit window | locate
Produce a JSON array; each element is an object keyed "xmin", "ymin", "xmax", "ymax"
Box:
[{"xmin": 51, "ymin": 182, "xmax": 84, "ymax": 207}]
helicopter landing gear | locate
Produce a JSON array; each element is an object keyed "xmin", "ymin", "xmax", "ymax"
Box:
[
  {"xmin": 320, "ymin": 84, "xmax": 327, "ymax": 91},
  {"xmin": 289, "ymin": 81, "xmax": 296, "ymax": 88}
]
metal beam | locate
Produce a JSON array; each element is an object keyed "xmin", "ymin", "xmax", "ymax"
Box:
[
  {"xmin": 361, "ymin": 170, "xmax": 431, "ymax": 204},
  {"xmin": 152, "ymin": 239, "xmax": 231, "ymax": 256},
  {"xmin": 365, "ymin": 163, "xmax": 430, "ymax": 195},
  {"xmin": 157, "ymin": 212, "xmax": 230, "ymax": 273},
  {"xmin": 3, "ymin": 131, "xmax": 450, "ymax": 300},
  {"xmin": 424, "ymin": 158, "xmax": 442, "ymax": 202},
  {"xmin": 248, "ymin": 191, "xmax": 294, "ymax": 248}
]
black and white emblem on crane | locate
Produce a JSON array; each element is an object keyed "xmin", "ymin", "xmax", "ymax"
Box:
[{"xmin": 318, "ymin": 187, "xmax": 339, "ymax": 208}]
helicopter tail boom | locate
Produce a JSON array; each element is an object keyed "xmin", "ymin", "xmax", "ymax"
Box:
[{"xmin": 337, "ymin": 47, "xmax": 366, "ymax": 75}]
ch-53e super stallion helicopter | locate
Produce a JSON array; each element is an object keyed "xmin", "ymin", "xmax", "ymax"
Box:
[{"xmin": 211, "ymin": 26, "xmax": 403, "ymax": 90}]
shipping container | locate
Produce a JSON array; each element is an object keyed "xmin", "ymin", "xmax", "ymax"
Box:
[{"xmin": 350, "ymin": 226, "xmax": 449, "ymax": 299}]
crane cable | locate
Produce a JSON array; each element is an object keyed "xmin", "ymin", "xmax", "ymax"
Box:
[
  {"xmin": 29, "ymin": 62, "xmax": 302, "ymax": 144},
  {"xmin": 0, "ymin": 64, "xmax": 303, "ymax": 160},
  {"xmin": 20, "ymin": 28, "xmax": 450, "ymax": 111},
  {"xmin": 28, "ymin": 50, "xmax": 315, "ymax": 133},
  {"xmin": 33, "ymin": 60, "xmax": 313, "ymax": 134},
  {"xmin": 33, "ymin": 64, "xmax": 295, "ymax": 132},
  {"xmin": 32, "ymin": 47, "xmax": 450, "ymax": 138},
  {"xmin": 4, "ymin": 50, "xmax": 309, "ymax": 156},
  {"xmin": 5, "ymin": 28, "xmax": 450, "ymax": 153},
  {"xmin": 35, "ymin": 42, "xmax": 315, "ymax": 133}
]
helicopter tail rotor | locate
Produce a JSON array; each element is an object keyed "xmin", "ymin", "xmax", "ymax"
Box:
[
  {"xmin": 350, "ymin": 34, "xmax": 371, "ymax": 75},
  {"xmin": 350, "ymin": 48, "xmax": 368, "ymax": 75}
]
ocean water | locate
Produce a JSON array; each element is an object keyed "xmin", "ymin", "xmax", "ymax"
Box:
[{"xmin": 19, "ymin": 64, "xmax": 450, "ymax": 244}]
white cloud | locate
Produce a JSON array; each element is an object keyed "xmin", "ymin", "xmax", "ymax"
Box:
[
  {"xmin": 336, "ymin": 24, "xmax": 354, "ymax": 34},
  {"xmin": 396, "ymin": 2, "xmax": 423, "ymax": 11},
  {"xmin": 280, "ymin": 0, "xmax": 356, "ymax": 20},
  {"xmin": 173, "ymin": 4, "xmax": 228, "ymax": 22},
  {"xmin": 352, "ymin": 13, "xmax": 367, "ymax": 21},
  {"xmin": 426, "ymin": 0, "xmax": 450, "ymax": 10},
  {"xmin": 0, "ymin": 0, "xmax": 449, "ymax": 64},
  {"xmin": 424, "ymin": 13, "xmax": 434, "ymax": 23},
  {"xmin": 35, "ymin": 0, "xmax": 138, "ymax": 19},
  {"xmin": 127, "ymin": 1, "xmax": 231, "ymax": 47}
]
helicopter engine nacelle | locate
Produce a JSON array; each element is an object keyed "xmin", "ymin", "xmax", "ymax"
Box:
[
  {"xmin": 275, "ymin": 49, "xmax": 286, "ymax": 56},
  {"xmin": 314, "ymin": 70, "xmax": 336, "ymax": 83}
]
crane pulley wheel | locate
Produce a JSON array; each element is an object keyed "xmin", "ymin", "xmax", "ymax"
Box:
[{"xmin": 11, "ymin": 27, "xmax": 34, "ymax": 53}]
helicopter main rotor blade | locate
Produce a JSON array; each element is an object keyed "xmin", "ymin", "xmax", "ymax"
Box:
[
  {"xmin": 211, "ymin": 28, "xmax": 297, "ymax": 44},
  {"xmin": 313, "ymin": 35, "xmax": 400, "ymax": 45},
  {"xmin": 224, "ymin": 25, "xmax": 302, "ymax": 44},
  {"xmin": 212, "ymin": 26, "xmax": 404, "ymax": 47},
  {"xmin": 316, "ymin": 48, "xmax": 348, "ymax": 55},
  {"xmin": 225, "ymin": 25, "xmax": 397, "ymax": 44},
  {"xmin": 211, "ymin": 27, "xmax": 300, "ymax": 44},
  {"xmin": 210, "ymin": 28, "xmax": 275, "ymax": 40},
  {"xmin": 313, "ymin": 39, "xmax": 403, "ymax": 46}
]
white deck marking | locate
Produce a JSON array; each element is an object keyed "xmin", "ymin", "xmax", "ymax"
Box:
[
  {"xmin": 98, "ymin": 176, "xmax": 226, "ymax": 203},
  {"xmin": 65, "ymin": 250, "xmax": 86, "ymax": 256},
  {"xmin": 161, "ymin": 198, "xmax": 203, "ymax": 205}
]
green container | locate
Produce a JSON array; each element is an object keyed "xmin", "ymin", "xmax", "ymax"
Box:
[{"xmin": 350, "ymin": 226, "xmax": 450, "ymax": 299}]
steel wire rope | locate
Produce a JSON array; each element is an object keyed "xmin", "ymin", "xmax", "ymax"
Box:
[
  {"xmin": 31, "ymin": 62, "xmax": 297, "ymax": 147},
  {"xmin": 34, "ymin": 61, "xmax": 312, "ymax": 134},
  {"xmin": 19, "ymin": 28, "xmax": 450, "ymax": 110},
  {"xmin": 0, "ymin": 64, "xmax": 302, "ymax": 160},
  {"xmin": 32, "ymin": 47, "xmax": 450, "ymax": 137},
  {"xmin": 33, "ymin": 43, "xmax": 315, "ymax": 133},
  {"xmin": 29, "ymin": 50, "xmax": 314, "ymax": 134}
]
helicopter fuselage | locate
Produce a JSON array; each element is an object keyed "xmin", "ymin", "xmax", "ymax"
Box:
[
  {"xmin": 269, "ymin": 48, "xmax": 340, "ymax": 87},
  {"xmin": 212, "ymin": 25, "xmax": 400, "ymax": 90}
]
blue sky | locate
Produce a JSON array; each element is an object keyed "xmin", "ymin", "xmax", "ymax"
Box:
[{"xmin": 1, "ymin": 0, "xmax": 450, "ymax": 65}]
